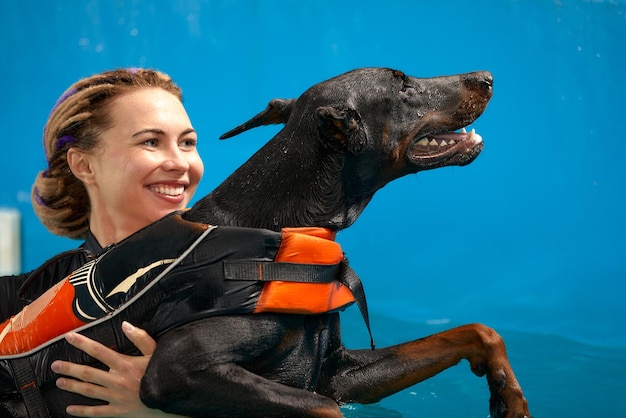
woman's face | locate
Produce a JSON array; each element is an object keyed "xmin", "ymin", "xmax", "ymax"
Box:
[{"xmin": 81, "ymin": 87, "xmax": 204, "ymax": 244}]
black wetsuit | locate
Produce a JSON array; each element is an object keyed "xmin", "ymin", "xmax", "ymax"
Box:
[{"xmin": 0, "ymin": 233, "xmax": 102, "ymax": 323}]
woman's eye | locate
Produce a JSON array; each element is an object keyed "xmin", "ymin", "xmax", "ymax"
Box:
[
  {"xmin": 143, "ymin": 138, "xmax": 158, "ymax": 147},
  {"xmin": 180, "ymin": 138, "xmax": 198, "ymax": 149}
]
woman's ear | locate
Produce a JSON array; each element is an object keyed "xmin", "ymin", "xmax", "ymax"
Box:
[{"xmin": 67, "ymin": 148, "xmax": 95, "ymax": 185}]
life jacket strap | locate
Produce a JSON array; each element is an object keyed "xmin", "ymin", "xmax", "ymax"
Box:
[
  {"xmin": 224, "ymin": 260, "xmax": 340, "ymax": 283},
  {"xmin": 8, "ymin": 357, "xmax": 50, "ymax": 417},
  {"xmin": 223, "ymin": 257, "xmax": 375, "ymax": 349},
  {"xmin": 338, "ymin": 258, "xmax": 375, "ymax": 350}
]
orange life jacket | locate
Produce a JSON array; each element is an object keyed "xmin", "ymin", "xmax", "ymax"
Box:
[
  {"xmin": 0, "ymin": 212, "xmax": 373, "ymax": 416},
  {"xmin": 0, "ymin": 212, "xmax": 371, "ymax": 356}
]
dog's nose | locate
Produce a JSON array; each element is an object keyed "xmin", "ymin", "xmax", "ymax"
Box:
[{"xmin": 464, "ymin": 71, "xmax": 493, "ymax": 96}]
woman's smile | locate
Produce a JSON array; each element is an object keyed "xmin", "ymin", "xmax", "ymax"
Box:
[{"xmin": 148, "ymin": 183, "xmax": 187, "ymax": 202}]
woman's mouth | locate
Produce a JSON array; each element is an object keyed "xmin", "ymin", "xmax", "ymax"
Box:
[{"xmin": 149, "ymin": 184, "xmax": 185, "ymax": 197}]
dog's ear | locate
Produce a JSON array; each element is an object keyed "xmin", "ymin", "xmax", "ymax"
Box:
[
  {"xmin": 316, "ymin": 105, "xmax": 366, "ymax": 153},
  {"xmin": 220, "ymin": 98, "xmax": 295, "ymax": 139}
]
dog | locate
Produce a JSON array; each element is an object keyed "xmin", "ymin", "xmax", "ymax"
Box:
[
  {"xmin": 0, "ymin": 68, "xmax": 530, "ymax": 417},
  {"xmin": 146, "ymin": 68, "xmax": 530, "ymax": 417}
]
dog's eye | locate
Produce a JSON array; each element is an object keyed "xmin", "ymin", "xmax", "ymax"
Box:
[
  {"xmin": 400, "ymin": 83, "xmax": 416, "ymax": 93},
  {"xmin": 400, "ymin": 83, "xmax": 417, "ymax": 99}
]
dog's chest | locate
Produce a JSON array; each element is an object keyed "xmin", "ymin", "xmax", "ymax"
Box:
[{"xmin": 242, "ymin": 314, "xmax": 335, "ymax": 390}]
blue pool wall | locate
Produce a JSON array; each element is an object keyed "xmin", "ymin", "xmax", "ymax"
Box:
[{"xmin": 1, "ymin": 0, "xmax": 625, "ymax": 349}]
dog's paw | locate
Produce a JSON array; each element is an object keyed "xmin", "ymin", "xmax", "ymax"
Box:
[{"xmin": 487, "ymin": 368, "xmax": 531, "ymax": 418}]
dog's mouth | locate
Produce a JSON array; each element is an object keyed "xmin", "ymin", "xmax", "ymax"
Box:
[{"xmin": 408, "ymin": 127, "xmax": 484, "ymax": 169}]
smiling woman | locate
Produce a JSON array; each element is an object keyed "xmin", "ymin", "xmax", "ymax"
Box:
[
  {"xmin": 33, "ymin": 69, "xmax": 203, "ymax": 241},
  {"xmin": 0, "ymin": 68, "xmax": 201, "ymax": 417},
  {"xmin": 66, "ymin": 87, "xmax": 203, "ymax": 246}
]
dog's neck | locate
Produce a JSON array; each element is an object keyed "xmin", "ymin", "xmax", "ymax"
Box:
[{"xmin": 184, "ymin": 133, "xmax": 373, "ymax": 231}]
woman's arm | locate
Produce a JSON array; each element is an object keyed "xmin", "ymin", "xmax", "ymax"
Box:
[{"xmin": 51, "ymin": 322, "xmax": 184, "ymax": 418}]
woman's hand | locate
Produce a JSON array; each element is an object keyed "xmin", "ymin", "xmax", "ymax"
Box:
[{"xmin": 51, "ymin": 321, "xmax": 180, "ymax": 417}]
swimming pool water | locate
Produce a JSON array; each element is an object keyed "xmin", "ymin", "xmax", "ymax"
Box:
[{"xmin": 339, "ymin": 312, "xmax": 626, "ymax": 417}]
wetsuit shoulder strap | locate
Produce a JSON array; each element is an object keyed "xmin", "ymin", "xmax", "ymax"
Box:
[{"xmin": 17, "ymin": 248, "xmax": 87, "ymax": 302}]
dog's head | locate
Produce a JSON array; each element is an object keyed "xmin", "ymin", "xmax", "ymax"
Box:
[
  {"xmin": 216, "ymin": 68, "xmax": 492, "ymax": 229},
  {"xmin": 221, "ymin": 68, "xmax": 491, "ymax": 186}
]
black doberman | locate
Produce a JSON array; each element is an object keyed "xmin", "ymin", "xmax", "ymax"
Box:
[
  {"xmin": 1, "ymin": 68, "xmax": 530, "ymax": 417},
  {"xmin": 139, "ymin": 68, "xmax": 529, "ymax": 417}
]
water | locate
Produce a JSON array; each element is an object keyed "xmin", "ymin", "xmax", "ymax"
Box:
[{"xmin": 339, "ymin": 311, "xmax": 626, "ymax": 417}]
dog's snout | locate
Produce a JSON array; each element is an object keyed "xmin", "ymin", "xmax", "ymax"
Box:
[{"xmin": 464, "ymin": 71, "xmax": 493, "ymax": 96}]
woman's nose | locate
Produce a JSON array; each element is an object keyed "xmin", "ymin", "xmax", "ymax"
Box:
[{"xmin": 162, "ymin": 146, "xmax": 190, "ymax": 172}]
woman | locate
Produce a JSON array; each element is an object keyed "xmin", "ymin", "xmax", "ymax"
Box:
[{"xmin": 0, "ymin": 68, "xmax": 202, "ymax": 417}]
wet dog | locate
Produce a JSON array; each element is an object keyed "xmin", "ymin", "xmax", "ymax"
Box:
[
  {"xmin": 142, "ymin": 68, "xmax": 529, "ymax": 417},
  {"xmin": 1, "ymin": 68, "xmax": 530, "ymax": 417}
]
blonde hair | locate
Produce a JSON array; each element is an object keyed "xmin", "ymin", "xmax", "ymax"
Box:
[{"xmin": 33, "ymin": 68, "xmax": 183, "ymax": 239}]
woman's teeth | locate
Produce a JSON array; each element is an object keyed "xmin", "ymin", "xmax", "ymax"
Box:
[{"xmin": 150, "ymin": 185, "xmax": 184, "ymax": 196}]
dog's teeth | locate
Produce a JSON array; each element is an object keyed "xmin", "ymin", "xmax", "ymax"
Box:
[
  {"xmin": 461, "ymin": 127, "xmax": 467, "ymax": 133},
  {"xmin": 469, "ymin": 128, "xmax": 483, "ymax": 144},
  {"xmin": 417, "ymin": 136, "xmax": 459, "ymax": 148}
]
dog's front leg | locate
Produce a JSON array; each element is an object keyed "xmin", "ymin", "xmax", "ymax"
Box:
[
  {"xmin": 140, "ymin": 317, "xmax": 343, "ymax": 417},
  {"xmin": 318, "ymin": 323, "xmax": 530, "ymax": 418},
  {"xmin": 142, "ymin": 361, "xmax": 341, "ymax": 417}
]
